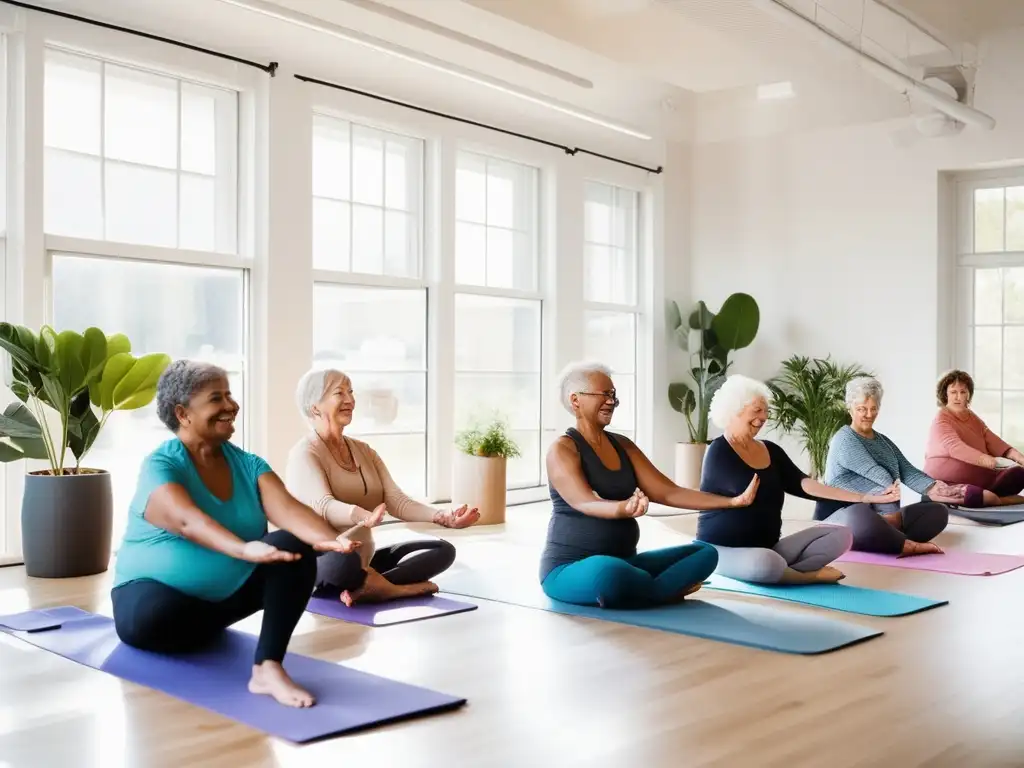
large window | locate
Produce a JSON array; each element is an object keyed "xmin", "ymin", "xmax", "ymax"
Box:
[
  {"xmin": 312, "ymin": 115, "xmax": 428, "ymax": 495},
  {"xmin": 454, "ymin": 152, "xmax": 542, "ymax": 488},
  {"xmin": 44, "ymin": 49, "xmax": 245, "ymax": 544},
  {"xmin": 583, "ymin": 181, "xmax": 640, "ymax": 439}
]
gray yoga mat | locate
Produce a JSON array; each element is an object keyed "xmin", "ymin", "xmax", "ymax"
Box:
[{"xmin": 948, "ymin": 504, "xmax": 1024, "ymax": 526}]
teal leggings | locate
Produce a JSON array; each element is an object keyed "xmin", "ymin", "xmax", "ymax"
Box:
[{"xmin": 541, "ymin": 542, "xmax": 718, "ymax": 609}]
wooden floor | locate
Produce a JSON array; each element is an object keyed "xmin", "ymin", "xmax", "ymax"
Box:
[{"xmin": 3, "ymin": 505, "xmax": 1024, "ymax": 768}]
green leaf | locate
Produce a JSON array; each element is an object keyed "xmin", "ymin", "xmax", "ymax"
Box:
[
  {"xmin": 36, "ymin": 325, "xmax": 58, "ymax": 371},
  {"xmin": 667, "ymin": 300, "xmax": 683, "ymax": 333},
  {"xmin": 711, "ymin": 292, "xmax": 760, "ymax": 352},
  {"xmin": 0, "ymin": 441, "xmax": 26, "ymax": 462},
  {"xmin": 94, "ymin": 353, "xmax": 136, "ymax": 411},
  {"xmin": 668, "ymin": 382, "xmax": 696, "ymax": 415},
  {"xmin": 67, "ymin": 389, "xmax": 101, "ymax": 461},
  {"xmin": 106, "ymin": 333, "xmax": 131, "ymax": 358},
  {"xmin": 108, "ymin": 353, "xmax": 171, "ymax": 412},
  {"xmin": 55, "ymin": 329, "xmax": 88, "ymax": 396},
  {"xmin": 10, "ymin": 436, "xmax": 49, "ymax": 460},
  {"xmin": 0, "ymin": 402, "xmax": 42, "ymax": 439},
  {"xmin": 688, "ymin": 301, "xmax": 714, "ymax": 331},
  {"xmin": 80, "ymin": 327, "xmax": 109, "ymax": 383},
  {"xmin": 39, "ymin": 373, "xmax": 69, "ymax": 416},
  {"xmin": 0, "ymin": 323, "xmax": 40, "ymax": 371}
]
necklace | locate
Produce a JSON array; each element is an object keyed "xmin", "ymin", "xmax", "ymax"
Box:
[{"xmin": 316, "ymin": 431, "xmax": 357, "ymax": 472}]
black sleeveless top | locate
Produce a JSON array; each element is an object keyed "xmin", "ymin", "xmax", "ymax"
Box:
[{"xmin": 539, "ymin": 428, "xmax": 640, "ymax": 581}]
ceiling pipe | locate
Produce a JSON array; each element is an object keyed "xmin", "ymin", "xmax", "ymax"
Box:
[{"xmin": 749, "ymin": 0, "xmax": 996, "ymax": 131}]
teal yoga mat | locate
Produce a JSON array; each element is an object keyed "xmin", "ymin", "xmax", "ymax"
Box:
[
  {"xmin": 704, "ymin": 576, "xmax": 946, "ymax": 617},
  {"xmin": 435, "ymin": 566, "xmax": 882, "ymax": 655}
]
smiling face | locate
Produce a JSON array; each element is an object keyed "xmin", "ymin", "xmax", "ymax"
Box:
[
  {"xmin": 728, "ymin": 396, "xmax": 768, "ymax": 440},
  {"xmin": 312, "ymin": 373, "xmax": 356, "ymax": 435},
  {"xmin": 176, "ymin": 376, "xmax": 238, "ymax": 443},
  {"xmin": 570, "ymin": 371, "xmax": 618, "ymax": 427},
  {"xmin": 850, "ymin": 396, "xmax": 880, "ymax": 433},
  {"xmin": 945, "ymin": 380, "xmax": 972, "ymax": 412}
]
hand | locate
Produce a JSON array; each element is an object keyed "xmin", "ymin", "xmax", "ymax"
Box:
[
  {"xmin": 433, "ymin": 504, "xmax": 480, "ymax": 528},
  {"xmin": 355, "ymin": 503, "xmax": 387, "ymax": 528},
  {"xmin": 239, "ymin": 541, "xmax": 303, "ymax": 564},
  {"xmin": 730, "ymin": 474, "xmax": 760, "ymax": 507},
  {"xmin": 928, "ymin": 480, "xmax": 966, "ymax": 504},
  {"xmin": 864, "ymin": 485, "xmax": 901, "ymax": 505},
  {"xmin": 619, "ymin": 488, "xmax": 649, "ymax": 518},
  {"xmin": 312, "ymin": 536, "xmax": 362, "ymax": 554},
  {"xmin": 980, "ymin": 454, "xmax": 999, "ymax": 470}
]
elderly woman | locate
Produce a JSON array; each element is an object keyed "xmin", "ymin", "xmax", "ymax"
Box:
[
  {"xmin": 112, "ymin": 361, "xmax": 359, "ymax": 709},
  {"xmin": 923, "ymin": 369, "xmax": 1024, "ymax": 505},
  {"xmin": 819, "ymin": 376, "xmax": 965, "ymax": 555},
  {"xmin": 540, "ymin": 361, "xmax": 758, "ymax": 609},
  {"xmin": 697, "ymin": 375, "xmax": 897, "ymax": 584},
  {"xmin": 285, "ymin": 368, "xmax": 479, "ymax": 606}
]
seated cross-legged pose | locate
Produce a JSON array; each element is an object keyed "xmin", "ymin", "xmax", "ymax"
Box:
[
  {"xmin": 697, "ymin": 375, "xmax": 895, "ymax": 584},
  {"xmin": 112, "ymin": 360, "xmax": 360, "ymax": 709},
  {"xmin": 818, "ymin": 376, "xmax": 968, "ymax": 556},
  {"xmin": 923, "ymin": 369, "xmax": 1024, "ymax": 505},
  {"xmin": 540, "ymin": 361, "xmax": 759, "ymax": 609},
  {"xmin": 286, "ymin": 368, "xmax": 479, "ymax": 606}
]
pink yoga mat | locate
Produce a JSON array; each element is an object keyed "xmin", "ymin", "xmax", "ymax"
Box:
[{"xmin": 836, "ymin": 549, "xmax": 1024, "ymax": 576}]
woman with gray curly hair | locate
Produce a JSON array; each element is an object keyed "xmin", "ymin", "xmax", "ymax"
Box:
[
  {"xmin": 285, "ymin": 368, "xmax": 478, "ymax": 606},
  {"xmin": 819, "ymin": 376, "xmax": 965, "ymax": 555},
  {"xmin": 539, "ymin": 361, "xmax": 758, "ymax": 609},
  {"xmin": 111, "ymin": 360, "xmax": 360, "ymax": 709}
]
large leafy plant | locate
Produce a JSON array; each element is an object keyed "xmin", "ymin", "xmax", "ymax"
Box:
[
  {"xmin": 0, "ymin": 323, "xmax": 170, "ymax": 475},
  {"xmin": 667, "ymin": 293, "xmax": 760, "ymax": 443},
  {"xmin": 766, "ymin": 355, "xmax": 872, "ymax": 479}
]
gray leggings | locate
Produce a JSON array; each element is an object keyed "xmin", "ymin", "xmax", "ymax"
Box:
[
  {"xmin": 712, "ymin": 525, "xmax": 853, "ymax": 584},
  {"xmin": 821, "ymin": 502, "xmax": 948, "ymax": 555}
]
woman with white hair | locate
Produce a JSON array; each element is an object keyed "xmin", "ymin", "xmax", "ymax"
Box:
[
  {"xmin": 818, "ymin": 376, "xmax": 964, "ymax": 555},
  {"xmin": 697, "ymin": 374, "xmax": 899, "ymax": 584},
  {"xmin": 540, "ymin": 361, "xmax": 759, "ymax": 609},
  {"xmin": 285, "ymin": 368, "xmax": 479, "ymax": 606}
]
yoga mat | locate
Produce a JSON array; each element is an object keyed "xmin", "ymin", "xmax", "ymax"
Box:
[
  {"xmin": 704, "ymin": 576, "xmax": 945, "ymax": 617},
  {"xmin": 948, "ymin": 505, "xmax": 1024, "ymax": 526},
  {"xmin": 836, "ymin": 549, "xmax": 1024, "ymax": 576},
  {"xmin": 0, "ymin": 608, "xmax": 465, "ymax": 742},
  {"xmin": 0, "ymin": 605, "xmax": 92, "ymax": 632},
  {"xmin": 306, "ymin": 594, "xmax": 478, "ymax": 626},
  {"xmin": 436, "ymin": 567, "xmax": 882, "ymax": 655}
]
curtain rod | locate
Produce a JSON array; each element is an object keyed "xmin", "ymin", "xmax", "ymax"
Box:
[
  {"xmin": 295, "ymin": 74, "xmax": 663, "ymax": 175},
  {"xmin": 1, "ymin": 0, "xmax": 278, "ymax": 75}
]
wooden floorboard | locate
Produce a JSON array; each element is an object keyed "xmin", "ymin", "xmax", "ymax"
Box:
[{"xmin": 2, "ymin": 506, "xmax": 1023, "ymax": 767}]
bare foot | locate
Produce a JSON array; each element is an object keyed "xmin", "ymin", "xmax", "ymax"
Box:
[
  {"xmin": 248, "ymin": 662, "xmax": 315, "ymax": 708},
  {"xmin": 666, "ymin": 581, "xmax": 704, "ymax": 603},
  {"xmin": 901, "ymin": 540, "xmax": 943, "ymax": 557},
  {"xmin": 813, "ymin": 566, "xmax": 845, "ymax": 583},
  {"xmin": 340, "ymin": 570, "xmax": 437, "ymax": 605}
]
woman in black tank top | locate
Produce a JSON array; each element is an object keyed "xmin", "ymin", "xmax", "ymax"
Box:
[{"xmin": 540, "ymin": 363, "xmax": 758, "ymax": 609}]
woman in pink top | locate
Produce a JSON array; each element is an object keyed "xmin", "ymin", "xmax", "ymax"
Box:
[{"xmin": 923, "ymin": 369, "xmax": 1024, "ymax": 505}]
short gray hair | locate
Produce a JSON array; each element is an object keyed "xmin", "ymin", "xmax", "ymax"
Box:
[
  {"xmin": 556, "ymin": 360, "xmax": 613, "ymax": 413},
  {"xmin": 295, "ymin": 367, "xmax": 348, "ymax": 420},
  {"xmin": 709, "ymin": 374, "xmax": 772, "ymax": 429},
  {"xmin": 846, "ymin": 376, "xmax": 883, "ymax": 409},
  {"xmin": 156, "ymin": 360, "xmax": 229, "ymax": 432}
]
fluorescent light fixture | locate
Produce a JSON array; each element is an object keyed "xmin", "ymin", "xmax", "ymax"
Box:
[
  {"xmin": 757, "ymin": 81, "xmax": 795, "ymax": 100},
  {"xmin": 214, "ymin": 0, "xmax": 652, "ymax": 140}
]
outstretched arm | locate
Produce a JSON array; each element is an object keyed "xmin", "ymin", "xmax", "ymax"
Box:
[
  {"xmin": 800, "ymin": 477, "xmax": 900, "ymax": 505},
  {"xmin": 258, "ymin": 472, "xmax": 361, "ymax": 553},
  {"xmin": 886, "ymin": 437, "xmax": 936, "ymax": 495},
  {"xmin": 145, "ymin": 483, "xmax": 252, "ymax": 560},
  {"xmin": 546, "ymin": 437, "xmax": 629, "ymax": 519}
]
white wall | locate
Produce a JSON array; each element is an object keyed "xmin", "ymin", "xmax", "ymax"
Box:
[{"xmin": 687, "ymin": 27, "xmax": 1024, "ymax": 497}]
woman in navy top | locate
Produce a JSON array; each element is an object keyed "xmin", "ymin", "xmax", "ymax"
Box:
[
  {"xmin": 697, "ymin": 375, "xmax": 899, "ymax": 584},
  {"xmin": 540, "ymin": 362, "xmax": 758, "ymax": 609}
]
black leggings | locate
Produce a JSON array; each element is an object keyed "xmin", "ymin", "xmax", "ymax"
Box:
[
  {"xmin": 814, "ymin": 500, "xmax": 949, "ymax": 555},
  {"xmin": 111, "ymin": 530, "xmax": 316, "ymax": 665},
  {"xmin": 314, "ymin": 538, "xmax": 456, "ymax": 596}
]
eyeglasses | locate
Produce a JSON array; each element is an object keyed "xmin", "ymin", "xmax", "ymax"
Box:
[{"xmin": 578, "ymin": 390, "xmax": 620, "ymax": 406}]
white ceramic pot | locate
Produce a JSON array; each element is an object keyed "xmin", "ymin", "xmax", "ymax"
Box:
[{"xmin": 673, "ymin": 442, "xmax": 708, "ymax": 490}]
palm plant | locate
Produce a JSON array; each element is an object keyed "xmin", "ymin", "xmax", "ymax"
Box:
[{"xmin": 766, "ymin": 355, "xmax": 872, "ymax": 478}]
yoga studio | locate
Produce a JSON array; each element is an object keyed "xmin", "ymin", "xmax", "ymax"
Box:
[{"xmin": 2, "ymin": 0, "xmax": 1024, "ymax": 765}]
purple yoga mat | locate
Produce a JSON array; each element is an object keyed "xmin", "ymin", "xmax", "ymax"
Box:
[
  {"xmin": 0, "ymin": 608, "xmax": 465, "ymax": 743},
  {"xmin": 306, "ymin": 594, "xmax": 477, "ymax": 626},
  {"xmin": 0, "ymin": 605, "xmax": 92, "ymax": 632},
  {"xmin": 836, "ymin": 549, "xmax": 1024, "ymax": 576}
]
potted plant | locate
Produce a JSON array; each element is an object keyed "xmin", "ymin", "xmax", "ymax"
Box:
[
  {"xmin": 766, "ymin": 355, "xmax": 871, "ymax": 479},
  {"xmin": 451, "ymin": 414, "xmax": 521, "ymax": 526},
  {"xmin": 0, "ymin": 322, "xmax": 170, "ymax": 578},
  {"xmin": 667, "ymin": 293, "xmax": 760, "ymax": 488}
]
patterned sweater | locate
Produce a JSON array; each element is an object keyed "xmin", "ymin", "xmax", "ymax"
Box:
[{"xmin": 823, "ymin": 426, "xmax": 935, "ymax": 495}]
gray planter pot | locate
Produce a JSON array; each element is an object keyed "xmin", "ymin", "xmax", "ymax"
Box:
[{"xmin": 21, "ymin": 469, "xmax": 113, "ymax": 578}]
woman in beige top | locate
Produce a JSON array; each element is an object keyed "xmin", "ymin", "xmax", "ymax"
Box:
[{"xmin": 286, "ymin": 368, "xmax": 479, "ymax": 605}]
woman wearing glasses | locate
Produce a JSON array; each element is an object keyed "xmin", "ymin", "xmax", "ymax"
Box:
[
  {"xmin": 285, "ymin": 368, "xmax": 480, "ymax": 606},
  {"xmin": 539, "ymin": 361, "xmax": 758, "ymax": 609}
]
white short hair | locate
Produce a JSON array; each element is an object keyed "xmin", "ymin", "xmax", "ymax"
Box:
[
  {"xmin": 846, "ymin": 376, "xmax": 883, "ymax": 409},
  {"xmin": 557, "ymin": 360, "xmax": 613, "ymax": 414},
  {"xmin": 295, "ymin": 367, "xmax": 348, "ymax": 419},
  {"xmin": 709, "ymin": 374, "xmax": 772, "ymax": 429}
]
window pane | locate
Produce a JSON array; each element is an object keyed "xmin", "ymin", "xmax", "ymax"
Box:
[
  {"xmin": 351, "ymin": 126, "xmax": 384, "ymax": 206},
  {"xmin": 584, "ymin": 182, "xmax": 613, "ymax": 243},
  {"xmin": 610, "ymin": 246, "xmax": 637, "ymax": 305},
  {"xmin": 455, "ymin": 221, "xmax": 487, "ymax": 286},
  {"xmin": 454, "ymin": 373, "xmax": 541, "ymax": 431},
  {"xmin": 44, "ymin": 149, "xmax": 102, "ymax": 238},
  {"xmin": 180, "ymin": 82, "xmax": 218, "ymax": 175},
  {"xmin": 1003, "ymin": 268, "xmax": 1024, "ymax": 324},
  {"xmin": 507, "ymin": 429, "xmax": 541, "ymax": 488},
  {"xmin": 584, "ymin": 244, "xmax": 612, "ymax": 303},
  {"xmin": 975, "ymin": 187, "xmax": 1005, "ymax": 253},
  {"xmin": 486, "ymin": 227, "xmax": 514, "ymax": 289},
  {"xmin": 312, "ymin": 198, "xmax": 351, "ymax": 271},
  {"xmin": 455, "ymin": 153, "xmax": 486, "ymax": 223},
  {"xmin": 585, "ymin": 311, "xmax": 636, "ymax": 374},
  {"xmin": 1004, "ymin": 328, "xmax": 1024, "ymax": 389},
  {"xmin": 351, "ymin": 205, "xmax": 384, "ymax": 274},
  {"xmin": 612, "ymin": 187, "xmax": 637, "ymax": 249},
  {"xmin": 486, "ymin": 163, "xmax": 515, "ymax": 228},
  {"xmin": 454, "ymin": 294, "xmax": 541, "ymax": 372},
  {"xmin": 972, "ymin": 390, "xmax": 1002, "ymax": 436},
  {"xmin": 312, "ymin": 115, "xmax": 350, "ymax": 200},
  {"xmin": 179, "ymin": 173, "xmax": 216, "ymax": 251},
  {"xmin": 384, "ymin": 209, "xmax": 417, "ymax": 278},
  {"xmin": 974, "ymin": 326, "xmax": 1002, "ymax": 389},
  {"xmin": 384, "ymin": 140, "xmax": 411, "ymax": 211},
  {"xmin": 105, "ymin": 162, "xmax": 177, "ymax": 247},
  {"xmin": 356, "ymin": 432, "xmax": 426, "ymax": 499},
  {"xmin": 105, "ymin": 64, "xmax": 177, "ymax": 169},
  {"xmin": 608, "ymin": 374, "xmax": 636, "ymax": 431},
  {"xmin": 1008, "ymin": 186, "xmax": 1024, "ymax": 252},
  {"xmin": 975, "ymin": 268, "xmax": 1002, "ymax": 325},
  {"xmin": 44, "ymin": 49, "xmax": 101, "ymax": 155},
  {"xmin": 51, "ymin": 256, "xmax": 246, "ymax": 546},
  {"xmin": 1002, "ymin": 392, "xmax": 1024, "ymax": 450}
]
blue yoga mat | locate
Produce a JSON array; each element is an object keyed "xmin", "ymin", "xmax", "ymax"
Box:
[
  {"xmin": 436, "ymin": 566, "xmax": 882, "ymax": 655},
  {"xmin": 704, "ymin": 576, "xmax": 946, "ymax": 617},
  {"xmin": 0, "ymin": 607, "xmax": 465, "ymax": 742}
]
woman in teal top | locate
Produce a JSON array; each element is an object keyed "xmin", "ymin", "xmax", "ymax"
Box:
[{"xmin": 112, "ymin": 360, "xmax": 359, "ymax": 709}]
